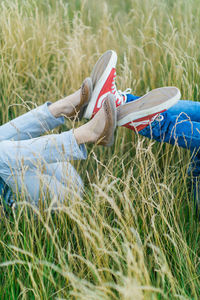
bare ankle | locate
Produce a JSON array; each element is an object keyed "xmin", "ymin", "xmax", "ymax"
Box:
[
  {"xmin": 48, "ymin": 90, "xmax": 81, "ymax": 119},
  {"xmin": 48, "ymin": 102, "xmax": 61, "ymax": 118},
  {"xmin": 74, "ymin": 124, "xmax": 93, "ymax": 145},
  {"xmin": 73, "ymin": 107, "xmax": 106, "ymax": 145}
]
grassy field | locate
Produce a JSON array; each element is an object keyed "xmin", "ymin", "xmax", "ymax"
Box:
[{"xmin": 0, "ymin": 0, "xmax": 200, "ymax": 299}]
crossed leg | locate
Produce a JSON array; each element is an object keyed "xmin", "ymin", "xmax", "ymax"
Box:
[
  {"xmin": 127, "ymin": 94, "xmax": 200, "ymax": 214},
  {"xmin": 0, "ymin": 84, "xmax": 116, "ymax": 207},
  {"xmin": 0, "ymin": 99, "xmax": 86, "ymax": 206},
  {"xmin": 0, "ymin": 128, "xmax": 86, "ymax": 205},
  {"xmin": 126, "ymin": 95, "xmax": 200, "ymax": 152}
]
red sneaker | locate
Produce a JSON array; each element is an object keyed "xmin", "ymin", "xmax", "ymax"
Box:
[
  {"xmin": 84, "ymin": 50, "xmax": 126, "ymax": 119},
  {"xmin": 117, "ymin": 87, "xmax": 181, "ymax": 131}
]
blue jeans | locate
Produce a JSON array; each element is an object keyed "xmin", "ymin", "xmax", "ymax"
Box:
[
  {"xmin": 127, "ymin": 94, "xmax": 200, "ymax": 177},
  {"xmin": 0, "ymin": 103, "xmax": 87, "ymax": 207}
]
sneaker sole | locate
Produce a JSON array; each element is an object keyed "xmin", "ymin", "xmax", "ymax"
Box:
[
  {"xmin": 117, "ymin": 87, "xmax": 181, "ymax": 126},
  {"xmin": 78, "ymin": 77, "xmax": 93, "ymax": 120},
  {"xmin": 84, "ymin": 50, "xmax": 117, "ymax": 119},
  {"xmin": 98, "ymin": 94, "xmax": 117, "ymax": 147},
  {"xmin": 106, "ymin": 94, "xmax": 117, "ymax": 147}
]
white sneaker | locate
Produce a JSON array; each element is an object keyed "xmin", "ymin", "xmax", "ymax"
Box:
[
  {"xmin": 117, "ymin": 87, "xmax": 181, "ymax": 132},
  {"xmin": 84, "ymin": 50, "xmax": 127, "ymax": 119}
]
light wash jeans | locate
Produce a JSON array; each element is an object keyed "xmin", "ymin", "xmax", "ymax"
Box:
[{"xmin": 0, "ymin": 103, "xmax": 87, "ymax": 207}]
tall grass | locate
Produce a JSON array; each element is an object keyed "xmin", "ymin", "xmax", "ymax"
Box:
[{"xmin": 0, "ymin": 0, "xmax": 200, "ymax": 299}]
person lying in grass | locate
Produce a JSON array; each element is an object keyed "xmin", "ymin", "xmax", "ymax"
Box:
[
  {"xmin": 0, "ymin": 79, "xmax": 117, "ymax": 210},
  {"xmin": 0, "ymin": 50, "xmax": 197, "ymax": 218},
  {"xmin": 88, "ymin": 50, "xmax": 200, "ymax": 217}
]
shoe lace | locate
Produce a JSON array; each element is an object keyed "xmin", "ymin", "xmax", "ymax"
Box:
[
  {"xmin": 129, "ymin": 113, "xmax": 163, "ymax": 128},
  {"xmin": 111, "ymin": 71, "xmax": 132, "ymax": 105},
  {"xmin": 118, "ymin": 88, "xmax": 132, "ymax": 102}
]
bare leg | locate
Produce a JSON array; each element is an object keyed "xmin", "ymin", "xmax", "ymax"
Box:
[
  {"xmin": 74, "ymin": 94, "xmax": 117, "ymax": 146},
  {"xmin": 74, "ymin": 106, "xmax": 107, "ymax": 144},
  {"xmin": 49, "ymin": 77, "xmax": 92, "ymax": 118},
  {"xmin": 49, "ymin": 90, "xmax": 81, "ymax": 118}
]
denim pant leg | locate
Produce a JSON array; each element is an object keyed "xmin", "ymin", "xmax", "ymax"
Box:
[
  {"xmin": 168, "ymin": 99, "xmax": 200, "ymax": 174},
  {"xmin": 127, "ymin": 94, "xmax": 200, "ymax": 175},
  {"xmin": 13, "ymin": 162, "xmax": 84, "ymax": 206},
  {"xmin": 0, "ymin": 102, "xmax": 65, "ymax": 206},
  {"xmin": 139, "ymin": 110, "xmax": 200, "ymax": 210},
  {"xmin": 127, "ymin": 95, "xmax": 200, "ymax": 214},
  {"xmin": 45, "ymin": 162, "xmax": 84, "ymax": 196},
  {"xmin": 127, "ymin": 94, "xmax": 200, "ymax": 151},
  {"xmin": 0, "ymin": 102, "xmax": 65, "ymax": 141},
  {"xmin": 167, "ymin": 100, "xmax": 200, "ymax": 122},
  {"xmin": 0, "ymin": 130, "xmax": 87, "ymax": 205},
  {"xmin": 139, "ymin": 111, "xmax": 200, "ymax": 152},
  {"xmin": 165, "ymin": 100, "xmax": 200, "ymax": 215}
]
